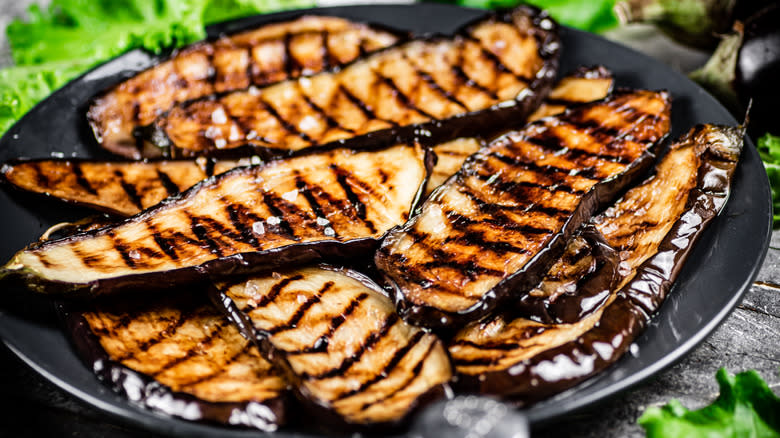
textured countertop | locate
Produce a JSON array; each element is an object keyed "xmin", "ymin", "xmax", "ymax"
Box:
[{"xmin": 0, "ymin": 2, "xmax": 778, "ymax": 437}]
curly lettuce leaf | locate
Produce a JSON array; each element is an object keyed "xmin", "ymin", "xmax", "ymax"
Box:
[
  {"xmin": 757, "ymin": 133, "xmax": 780, "ymax": 227},
  {"xmin": 639, "ymin": 368, "xmax": 780, "ymax": 438},
  {"xmin": 0, "ymin": 60, "xmax": 95, "ymax": 135},
  {"xmin": 1, "ymin": 0, "xmax": 314, "ymax": 138},
  {"xmin": 433, "ymin": 0, "xmax": 620, "ymax": 33}
]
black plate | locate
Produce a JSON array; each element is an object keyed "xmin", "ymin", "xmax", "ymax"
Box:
[{"xmin": 0, "ymin": 3, "xmax": 771, "ymax": 436}]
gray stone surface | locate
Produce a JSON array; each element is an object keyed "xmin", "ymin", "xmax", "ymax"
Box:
[{"xmin": 0, "ymin": 1, "xmax": 777, "ymax": 437}]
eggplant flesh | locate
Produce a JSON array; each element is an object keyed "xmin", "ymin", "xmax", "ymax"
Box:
[
  {"xmin": 153, "ymin": 6, "xmax": 560, "ymax": 158},
  {"xmin": 87, "ymin": 16, "xmax": 403, "ymax": 159},
  {"xmin": 211, "ymin": 265, "xmax": 453, "ymax": 428},
  {"xmin": 0, "ymin": 144, "xmax": 429, "ymax": 296},
  {"xmin": 1, "ymin": 158, "xmax": 244, "ymax": 217},
  {"xmin": 62, "ymin": 290, "xmax": 288, "ymax": 430},
  {"xmin": 0, "ymin": 67, "xmax": 607, "ymax": 219},
  {"xmin": 450, "ymin": 124, "xmax": 744, "ymax": 402},
  {"xmin": 513, "ymin": 225, "xmax": 619, "ymax": 324},
  {"xmin": 376, "ymin": 89, "xmax": 671, "ymax": 329},
  {"xmin": 426, "ymin": 66, "xmax": 614, "ymax": 195}
]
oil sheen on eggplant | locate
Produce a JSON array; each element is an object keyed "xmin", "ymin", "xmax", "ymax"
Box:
[
  {"xmin": 1, "ymin": 158, "xmax": 245, "ymax": 216},
  {"xmin": 87, "ymin": 16, "xmax": 403, "ymax": 159},
  {"xmin": 450, "ymin": 124, "xmax": 744, "ymax": 403},
  {"xmin": 152, "ymin": 6, "xmax": 560, "ymax": 158},
  {"xmin": 426, "ymin": 65, "xmax": 613, "ymax": 195},
  {"xmin": 211, "ymin": 265, "xmax": 452, "ymax": 429},
  {"xmin": 513, "ymin": 225, "xmax": 619, "ymax": 324},
  {"xmin": 376, "ymin": 89, "xmax": 671, "ymax": 329},
  {"xmin": 0, "ymin": 144, "xmax": 430, "ymax": 296},
  {"xmin": 0, "ymin": 67, "xmax": 609, "ymax": 217},
  {"xmin": 62, "ymin": 290, "xmax": 289, "ymax": 430}
]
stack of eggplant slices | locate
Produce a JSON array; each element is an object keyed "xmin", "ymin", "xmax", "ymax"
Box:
[{"xmin": 0, "ymin": 5, "xmax": 747, "ymax": 433}]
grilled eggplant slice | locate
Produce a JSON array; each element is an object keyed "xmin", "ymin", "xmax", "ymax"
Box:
[
  {"xmin": 152, "ymin": 6, "xmax": 559, "ymax": 158},
  {"xmin": 211, "ymin": 265, "xmax": 452, "ymax": 429},
  {"xmin": 62, "ymin": 290, "xmax": 289, "ymax": 429},
  {"xmin": 426, "ymin": 66, "xmax": 614, "ymax": 195},
  {"xmin": 513, "ymin": 225, "xmax": 619, "ymax": 324},
  {"xmin": 526, "ymin": 65, "xmax": 614, "ymax": 122},
  {"xmin": 2, "ymin": 67, "xmax": 608, "ymax": 218},
  {"xmin": 1, "ymin": 158, "xmax": 245, "ymax": 216},
  {"xmin": 376, "ymin": 89, "xmax": 671, "ymax": 329},
  {"xmin": 88, "ymin": 16, "xmax": 403, "ymax": 159},
  {"xmin": 0, "ymin": 144, "xmax": 430, "ymax": 296},
  {"xmin": 450, "ymin": 124, "xmax": 745, "ymax": 402}
]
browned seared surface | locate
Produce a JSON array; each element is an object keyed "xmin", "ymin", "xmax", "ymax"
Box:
[
  {"xmin": 1, "ymin": 144, "xmax": 428, "ymax": 295},
  {"xmin": 376, "ymin": 90, "xmax": 671, "ymax": 328},
  {"xmin": 82, "ymin": 293, "xmax": 286, "ymax": 404},
  {"xmin": 215, "ymin": 266, "xmax": 452, "ymax": 426},
  {"xmin": 2, "ymin": 158, "xmax": 243, "ymax": 216},
  {"xmin": 88, "ymin": 16, "xmax": 402, "ymax": 159},
  {"xmin": 158, "ymin": 6, "xmax": 557, "ymax": 157},
  {"xmin": 449, "ymin": 124, "xmax": 744, "ymax": 402},
  {"xmin": 426, "ymin": 66, "xmax": 614, "ymax": 195}
]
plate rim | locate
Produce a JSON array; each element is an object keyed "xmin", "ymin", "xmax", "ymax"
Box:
[{"xmin": 0, "ymin": 2, "xmax": 772, "ymax": 435}]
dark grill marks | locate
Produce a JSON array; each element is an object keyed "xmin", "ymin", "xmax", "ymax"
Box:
[
  {"xmin": 451, "ymin": 62, "xmax": 499, "ymax": 100},
  {"xmin": 107, "ymin": 230, "xmax": 138, "ymax": 268},
  {"xmin": 268, "ymin": 281, "xmax": 333, "ymax": 335},
  {"xmin": 32, "ymin": 163, "xmax": 50, "ymax": 189},
  {"xmin": 330, "ymin": 164, "xmax": 377, "ymax": 234},
  {"xmin": 287, "ymin": 291, "xmax": 370, "ymax": 355},
  {"xmin": 320, "ymin": 30, "xmax": 332, "ymax": 70},
  {"xmin": 301, "ymin": 312, "xmax": 399, "ymax": 380},
  {"xmin": 258, "ymin": 98, "xmax": 315, "ymax": 145},
  {"xmin": 283, "ymin": 33, "xmax": 298, "ymax": 76},
  {"xmin": 204, "ymin": 158, "xmax": 216, "ymax": 177},
  {"xmin": 295, "ymin": 175, "xmax": 326, "ymax": 220},
  {"xmin": 225, "ymin": 203, "xmax": 260, "ymax": 248},
  {"xmin": 463, "ymin": 33, "xmax": 532, "ymax": 83},
  {"xmin": 244, "ymin": 274, "xmax": 304, "ymax": 312},
  {"xmin": 148, "ymin": 221, "xmax": 179, "ymax": 260},
  {"xmin": 155, "ymin": 169, "xmax": 181, "ymax": 196},
  {"xmin": 446, "ymin": 211, "xmax": 551, "ymax": 239},
  {"xmin": 401, "ymin": 53, "xmax": 468, "ymax": 110},
  {"xmin": 338, "ymin": 84, "xmax": 399, "ymax": 127},
  {"xmin": 526, "ymin": 127, "xmax": 633, "ymax": 165},
  {"xmin": 152, "ymin": 320, "xmax": 230, "ymax": 376},
  {"xmin": 373, "ymin": 70, "xmax": 439, "ymax": 121},
  {"xmin": 177, "ymin": 344, "xmax": 253, "ymax": 388},
  {"xmin": 259, "ymin": 190, "xmax": 299, "ymax": 240},
  {"xmin": 334, "ymin": 330, "xmax": 425, "ymax": 401},
  {"xmin": 112, "ymin": 305, "xmax": 198, "ymax": 362},
  {"xmin": 72, "ymin": 163, "xmax": 98, "ymax": 195},
  {"xmin": 114, "ymin": 170, "xmax": 143, "ymax": 210},
  {"xmin": 488, "ymin": 151, "xmax": 599, "ymax": 186},
  {"xmin": 298, "ymin": 86, "xmax": 355, "ymax": 134},
  {"xmin": 356, "ymin": 338, "xmax": 438, "ymax": 412},
  {"xmin": 189, "ymin": 214, "xmax": 226, "ymax": 257}
]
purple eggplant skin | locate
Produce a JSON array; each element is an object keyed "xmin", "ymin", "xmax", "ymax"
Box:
[
  {"xmin": 454, "ymin": 124, "xmax": 745, "ymax": 404},
  {"xmin": 512, "ymin": 225, "xmax": 620, "ymax": 324},
  {"xmin": 209, "ymin": 265, "xmax": 453, "ymax": 433},
  {"xmin": 736, "ymin": 4, "xmax": 780, "ymax": 136},
  {"xmin": 148, "ymin": 5, "xmax": 561, "ymax": 160},
  {"xmin": 58, "ymin": 299, "xmax": 291, "ymax": 430}
]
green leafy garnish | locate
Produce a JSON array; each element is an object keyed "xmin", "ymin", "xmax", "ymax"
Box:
[
  {"xmin": 0, "ymin": 0, "xmax": 314, "ymax": 138},
  {"xmin": 639, "ymin": 368, "xmax": 780, "ymax": 438},
  {"xmin": 757, "ymin": 133, "xmax": 780, "ymax": 227},
  {"xmin": 432, "ymin": 0, "xmax": 620, "ymax": 34}
]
